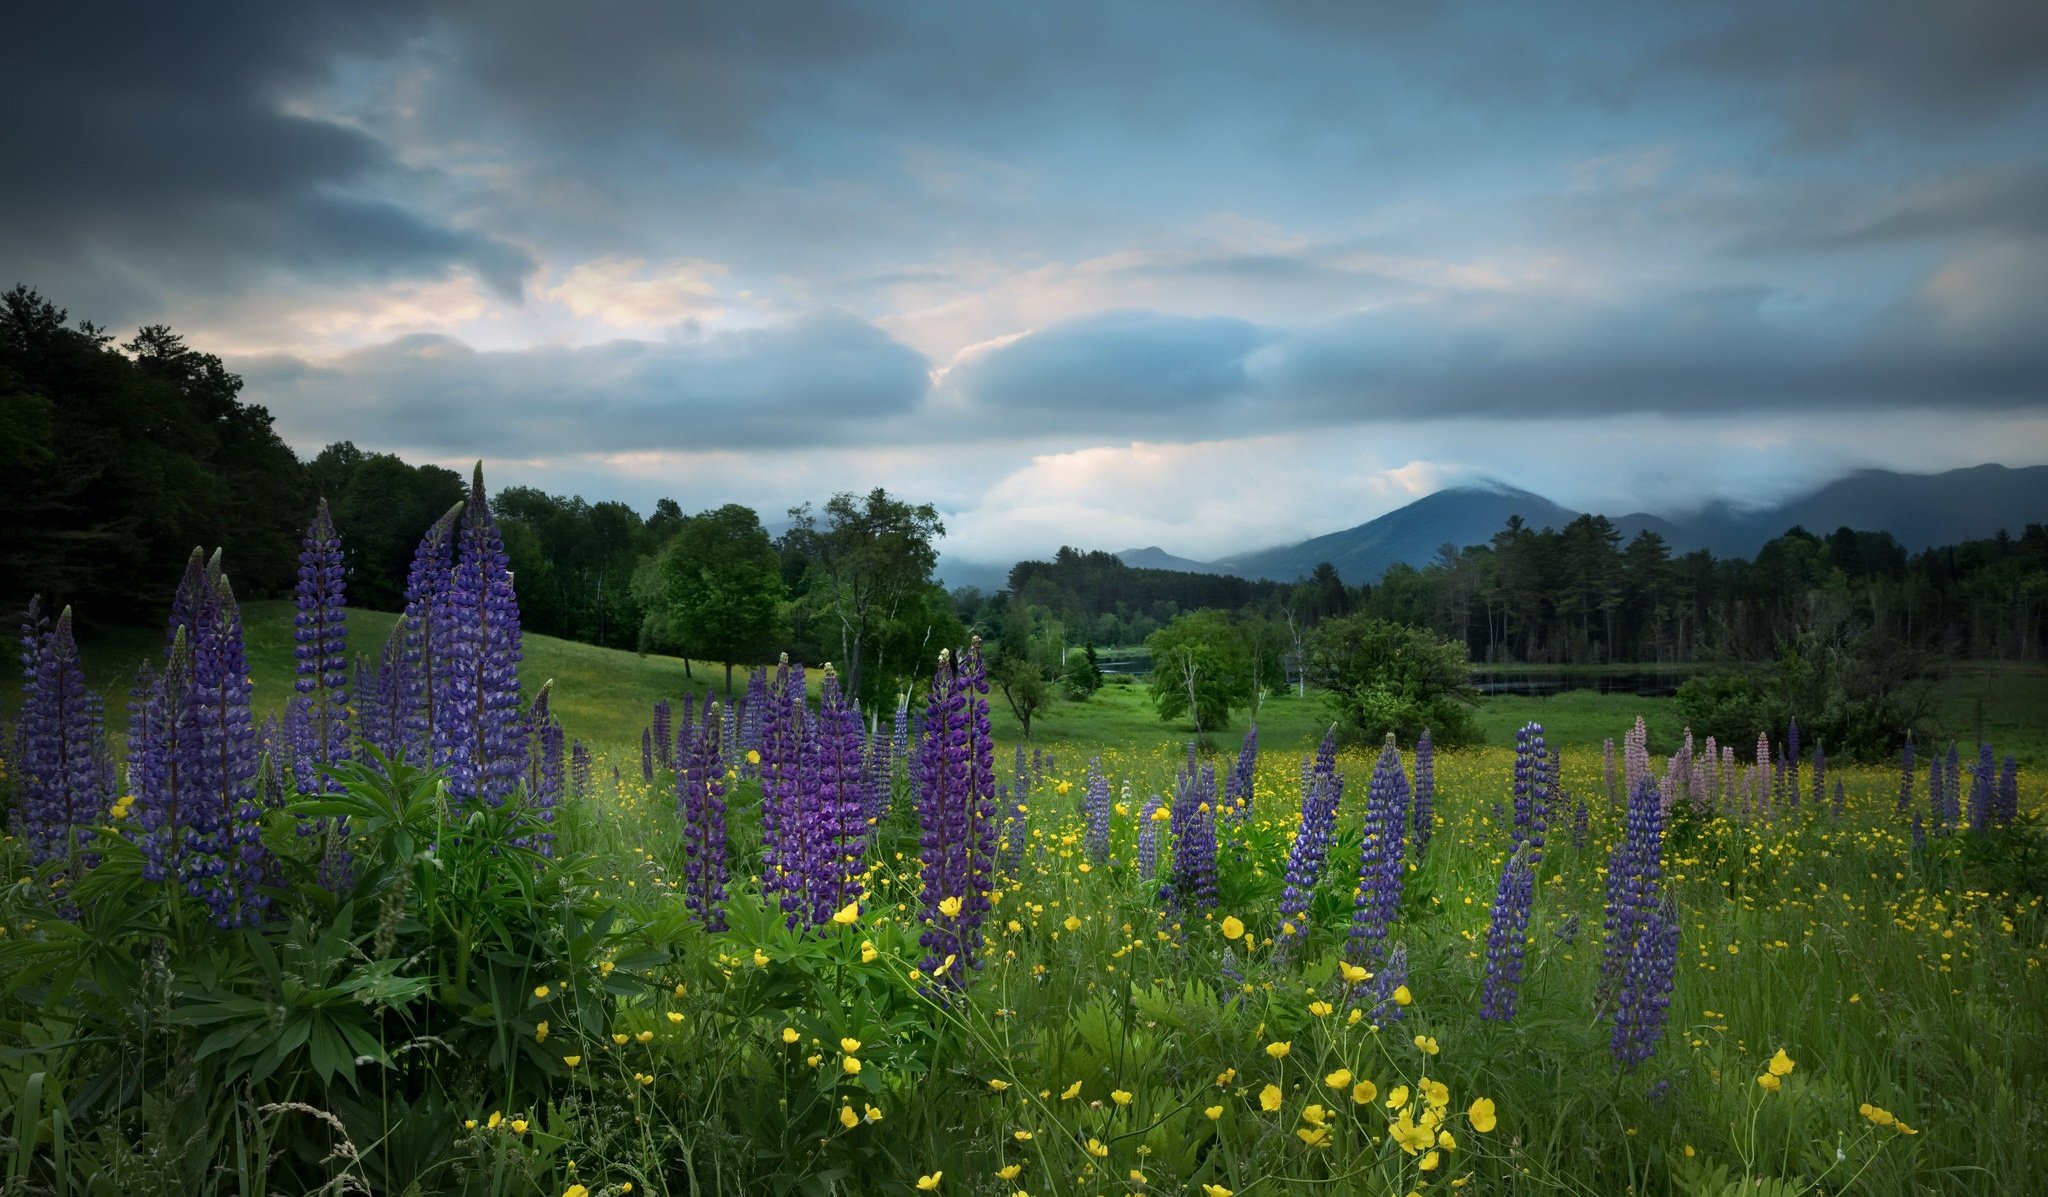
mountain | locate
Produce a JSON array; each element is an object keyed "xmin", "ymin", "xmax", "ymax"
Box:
[
  {"xmin": 1091, "ymin": 465, "xmax": 2048, "ymax": 589},
  {"xmin": 1114, "ymin": 546, "xmax": 1233, "ymax": 574},
  {"xmin": 1687, "ymin": 463, "xmax": 2048, "ymax": 557},
  {"xmin": 1212, "ymin": 485, "xmax": 1580, "ymax": 585}
]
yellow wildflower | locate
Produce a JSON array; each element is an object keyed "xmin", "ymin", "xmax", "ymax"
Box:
[
  {"xmin": 1259, "ymin": 1083, "xmax": 1283, "ymax": 1112},
  {"xmin": 1468, "ymin": 1097, "xmax": 1496, "ymax": 1132}
]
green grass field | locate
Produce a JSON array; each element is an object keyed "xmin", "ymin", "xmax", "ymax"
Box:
[
  {"xmin": 7, "ymin": 606, "xmax": 2047, "ymax": 1195},
  {"xmin": 16, "ymin": 608, "xmax": 2047, "ymax": 769}
]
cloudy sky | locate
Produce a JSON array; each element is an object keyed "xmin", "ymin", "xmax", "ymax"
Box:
[{"xmin": 8, "ymin": 1, "xmax": 2046, "ymax": 567}]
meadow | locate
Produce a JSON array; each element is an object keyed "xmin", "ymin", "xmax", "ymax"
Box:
[{"xmin": 6, "ymin": 544, "xmax": 2047, "ymax": 1196}]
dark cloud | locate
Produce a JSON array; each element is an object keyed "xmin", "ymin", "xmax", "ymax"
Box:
[
  {"xmin": 939, "ymin": 287, "xmax": 2048, "ymax": 432},
  {"xmin": 1664, "ymin": 0, "xmax": 2048, "ymax": 147},
  {"xmin": 0, "ymin": 1, "xmax": 531, "ymax": 322},
  {"xmin": 241, "ymin": 311, "xmax": 930, "ymax": 455},
  {"xmin": 949, "ymin": 311, "xmax": 1269, "ymax": 425},
  {"xmin": 1739, "ymin": 164, "xmax": 2048, "ymax": 252},
  {"xmin": 1266, "ymin": 285, "xmax": 2048, "ymax": 418}
]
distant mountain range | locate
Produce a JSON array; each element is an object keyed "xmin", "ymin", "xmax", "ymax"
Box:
[{"xmin": 1098, "ymin": 464, "xmax": 2048, "ymax": 587}]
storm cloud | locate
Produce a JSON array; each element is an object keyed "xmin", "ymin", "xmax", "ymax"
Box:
[{"xmin": 8, "ymin": 0, "xmax": 2046, "ymax": 564}]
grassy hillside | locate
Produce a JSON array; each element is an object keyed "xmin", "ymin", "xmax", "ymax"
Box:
[{"xmin": 6, "ymin": 603, "xmax": 732, "ymax": 753}]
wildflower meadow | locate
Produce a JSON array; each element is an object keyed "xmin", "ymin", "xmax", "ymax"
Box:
[{"xmin": 4, "ymin": 479, "xmax": 2044, "ymax": 1196}]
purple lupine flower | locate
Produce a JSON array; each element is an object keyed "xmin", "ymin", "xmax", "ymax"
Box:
[
  {"xmin": 1083, "ymin": 755, "xmax": 1112, "ymax": 863},
  {"xmin": 292, "ymin": 499, "xmax": 350, "ymax": 789},
  {"xmin": 914, "ymin": 640, "xmax": 998, "ymax": 985},
  {"xmin": 1531, "ymin": 723, "xmax": 1557, "ymax": 864},
  {"xmin": 1996, "ymin": 755, "xmax": 2019, "ymax": 827},
  {"xmin": 1368, "ymin": 942, "xmax": 1410, "ymax": 1023},
  {"xmin": 129, "ymin": 639, "xmax": 190, "ymax": 885},
  {"xmin": 1275, "ymin": 728, "xmax": 1343, "ymax": 958},
  {"xmin": 171, "ymin": 565, "xmax": 269, "ymax": 928},
  {"xmin": 398, "ymin": 505, "xmax": 461, "ymax": 763},
  {"xmin": 998, "ymin": 744, "xmax": 1030, "ymax": 878},
  {"xmin": 891, "ymin": 692, "xmax": 909, "ymax": 781},
  {"xmin": 570, "ymin": 739, "xmax": 591, "ymax": 798},
  {"xmin": 1224, "ymin": 723, "xmax": 1259, "ymax": 822},
  {"xmin": 758, "ymin": 656, "xmax": 806, "ymax": 912},
  {"xmin": 1624, "ymin": 718, "xmax": 1650, "ymax": 805},
  {"xmin": 1600, "ymin": 775, "xmax": 1666, "ymax": 1030},
  {"xmin": 1927, "ymin": 755, "xmax": 1946, "ymax": 834},
  {"xmin": 1897, "ymin": 733, "xmax": 1916, "ymax": 814},
  {"xmin": 652, "ymin": 699, "xmax": 672, "ymax": 770},
  {"xmin": 795, "ymin": 665, "xmax": 868, "ymax": 927},
  {"xmin": 678, "ymin": 701, "xmax": 731, "ymax": 931},
  {"xmin": 14, "ymin": 602, "xmax": 105, "ymax": 874},
  {"xmin": 1611, "ymin": 897, "xmax": 1679, "ymax": 1070},
  {"xmin": 520, "ymin": 681, "xmax": 563, "ymax": 857},
  {"xmin": 1346, "ymin": 736, "xmax": 1409, "ymax": 965},
  {"xmin": 1136, "ymin": 791, "xmax": 1166, "ymax": 879},
  {"xmin": 1943, "ymin": 743, "xmax": 1962, "ymax": 829},
  {"xmin": 1969, "ymin": 743, "xmax": 1996, "ymax": 834},
  {"xmin": 738, "ymin": 665, "xmax": 769, "ymax": 774},
  {"xmin": 1832, "ymin": 778, "xmax": 1846, "ymax": 818},
  {"xmin": 433, "ymin": 466, "xmax": 526, "ymax": 817},
  {"xmin": 1809, "ymin": 740, "xmax": 1827, "ymax": 811},
  {"xmin": 1785, "ymin": 718, "xmax": 1802, "ymax": 805},
  {"xmin": 1911, "ymin": 810, "xmax": 1927, "ymax": 852},
  {"xmin": 352, "ymin": 654, "xmax": 390, "ymax": 761},
  {"xmin": 640, "ymin": 728, "xmax": 654, "ymax": 782},
  {"xmin": 1412, "ymin": 728, "xmax": 1435, "ymax": 857},
  {"xmin": 1165, "ymin": 756, "xmax": 1219, "ymax": 915},
  {"xmin": 863, "ymin": 715, "xmax": 893, "ymax": 829},
  {"xmin": 1218, "ymin": 946, "xmax": 1245, "ymax": 1007},
  {"xmin": 1572, "ymin": 792, "xmax": 1589, "ymax": 851},
  {"xmin": 1721, "ymin": 743, "xmax": 1737, "ymax": 814},
  {"xmin": 1479, "ymin": 846, "xmax": 1536, "ymax": 1022},
  {"xmin": 1755, "ymin": 733, "xmax": 1773, "ymax": 818},
  {"xmin": 1509, "ymin": 723, "xmax": 1546, "ymax": 860}
]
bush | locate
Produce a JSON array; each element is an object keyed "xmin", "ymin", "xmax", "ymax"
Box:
[{"xmin": 1304, "ymin": 615, "xmax": 1481, "ymax": 746}]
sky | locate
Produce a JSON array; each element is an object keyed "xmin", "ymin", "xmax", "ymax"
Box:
[{"xmin": 6, "ymin": 1, "xmax": 2046, "ymax": 569}]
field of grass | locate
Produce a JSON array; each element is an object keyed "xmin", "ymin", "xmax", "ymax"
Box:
[
  {"xmin": 6, "ymin": 607, "xmax": 2048, "ymax": 1195},
  {"xmin": 19, "ymin": 607, "xmax": 2045, "ymax": 767}
]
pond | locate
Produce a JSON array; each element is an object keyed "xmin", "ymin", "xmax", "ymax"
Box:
[{"xmin": 1468, "ymin": 670, "xmax": 1696, "ymax": 698}]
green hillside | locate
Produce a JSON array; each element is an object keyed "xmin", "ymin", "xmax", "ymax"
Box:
[{"xmin": 6, "ymin": 602, "xmax": 730, "ymax": 753}]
